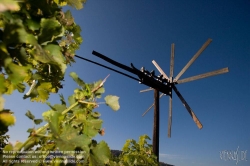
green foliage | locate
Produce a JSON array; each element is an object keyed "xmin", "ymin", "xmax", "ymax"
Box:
[
  {"xmin": 0, "ymin": 0, "xmax": 85, "ymax": 102},
  {"xmin": 0, "ymin": 1, "xmax": 160, "ymax": 166},
  {"xmin": 2, "ymin": 73, "xmax": 121, "ymax": 166},
  {"xmin": 0, "ymin": 0, "xmax": 85, "ymax": 138},
  {"xmin": 109, "ymin": 135, "xmax": 158, "ymax": 166}
]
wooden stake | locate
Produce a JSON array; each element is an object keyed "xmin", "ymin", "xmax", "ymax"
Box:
[{"xmin": 153, "ymin": 89, "xmax": 160, "ymax": 162}]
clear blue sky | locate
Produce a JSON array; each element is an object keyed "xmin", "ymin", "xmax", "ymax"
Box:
[{"xmin": 4, "ymin": 1, "xmax": 250, "ymax": 166}]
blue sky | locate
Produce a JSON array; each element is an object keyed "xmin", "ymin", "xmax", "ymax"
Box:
[{"xmin": 4, "ymin": 0, "xmax": 250, "ymax": 166}]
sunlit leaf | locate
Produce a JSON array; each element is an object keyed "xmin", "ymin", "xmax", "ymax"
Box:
[
  {"xmin": 0, "ymin": 0, "xmax": 19, "ymax": 12},
  {"xmin": 34, "ymin": 119, "xmax": 43, "ymax": 125},
  {"xmin": 56, "ymin": 124, "xmax": 91, "ymax": 152},
  {"xmin": 70, "ymin": 72, "xmax": 85, "ymax": 88},
  {"xmin": 38, "ymin": 18, "xmax": 63, "ymax": 44},
  {"xmin": 25, "ymin": 110, "xmax": 35, "ymax": 120},
  {"xmin": 83, "ymin": 119, "xmax": 102, "ymax": 137},
  {"xmin": 104, "ymin": 95, "xmax": 120, "ymax": 111},
  {"xmin": 4, "ymin": 58, "xmax": 31, "ymax": 85},
  {"xmin": 0, "ymin": 95, "xmax": 4, "ymax": 111},
  {"xmin": 89, "ymin": 141, "xmax": 111, "ymax": 166}
]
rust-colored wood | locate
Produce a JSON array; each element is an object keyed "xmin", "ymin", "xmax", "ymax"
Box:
[
  {"xmin": 153, "ymin": 89, "xmax": 160, "ymax": 162},
  {"xmin": 176, "ymin": 67, "xmax": 229, "ymax": 84},
  {"xmin": 172, "ymin": 85, "xmax": 203, "ymax": 129},
  {"xmin": 174, "ymin": 38, "xmax": 212, "ymax": 82}
]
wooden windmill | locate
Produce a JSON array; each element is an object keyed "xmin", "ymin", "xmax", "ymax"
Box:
[
  {"xmin": 140, "ymin": 38, "xmax": 229, "ymax": 140},
  {"xmin": 75, "ymin": 38, "xmax": 229, "ymax": 162}
]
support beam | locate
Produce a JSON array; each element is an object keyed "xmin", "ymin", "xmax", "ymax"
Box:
[
  {"xmin": 142, "ymin": 93, "xmax": 164, "ymax": 116},
  {"xmin": 168, "ymin": 43, "xmax": 175, "ymax": 138},
  {"xmin": 153, "ymin": 89, "xmax": 160, "ymax": 162},
  {"xmin": 174, "ymin": 38, "xmax": 212, "ymax": 82}
]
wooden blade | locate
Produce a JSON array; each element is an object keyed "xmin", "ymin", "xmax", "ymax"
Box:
[
  {"xmin": 174, "ymin": 38, "xmax": 212, "ymax": 82},
  {"xmin": 142, "ymin": 93, "xmax": 164, "ymax": 116},
  {"xmin": 140, "ymin": 88, "xmax": 153, "ymax": 93},
  {"xmin": 172, "ymin": 85, "xmax": 203, "ymax": 129},
  {"xmin": 177, "ymin": 67, "xmax": 229, "ymax": 84},
  {"xmin": 168, "ymin": 43, "xmax": 175, "ymax": 138},
  {"xmin": 152, "ymin": 60, "xmax": 169, "ymax": 80},
  {"xmin": 169, "ymin": 43, "xmax": 175, "ymax": 82}
]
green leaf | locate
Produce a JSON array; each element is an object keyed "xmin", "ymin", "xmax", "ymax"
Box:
[
  {"xmin": 59, "ymin": 94, "xmax": 66, "ymax": 106},
  {"xmin": 70, "ymin": 72, "xmax": 85, "ymax": 88},
  {"xmin": 38, "ymin": 18, "xmax": 63, "ymax": 44},
  {"xmin": 0, "ymin": 0, "xmax": 19, "ymax": 12},
  {"xmin": 43, "ymin": 44, "xmax": 67, "ymax": 73},
  {"xmin": 3, "ymin": 21, "xmax": 37, "ymax": 45},
  {"xmin": 105, "ymin": 95, "xmax": 120, "ymax": 111},
  {"xmin": 89, "ymin": 141, "xmax": 111, "ymax": 166},
  {"xmin": 0, "ymin": 74, "xmax": 6, "ymax": 94},
  {"xmin": 83, "ymin": 119, "xmax": 102, "ymax": 137},
  {"xmin": 30, "ymin": 82, "xmax": 56, "ymax": 103},
  {"xmin": 25, "ymin": 110, "xmax": 35, "ymax": 120},
  {"xmin": 42, "ymin": 110, "xmax": 62, "ymax": 137},
  {"xmin": 66, "ymin": 0, "xmax": 86, "ymax": 10},
  {"xmin": 3, "ymin": 143, "xmax": 13, "ymax": 151},
  {"xmin": 0, "ymin": 95, "xmax": 4, "ymax": 111},
  {"xmin": 25, "ymin": 19, "xmax": 40, "ymax": 31},
  {"xmin": 4, "ymin": 58, "xmax": 31, "ymax": 85},
  {"xmin": 91, "ymin": 111, "xmax": 101, "ymax": 118},
  {"xmin": 34, "ymin": 119, "xmax": 43, "ymax": 125},
  {"xmin": 13, "ymin": 141, "xmax": 23, "ymax": 151},
  {"xmin": 56, "ymin": 124, "xmax": 91, "ymax": 152}
]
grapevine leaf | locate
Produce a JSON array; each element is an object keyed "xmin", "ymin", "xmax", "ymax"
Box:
[
  {"xmin": 53, "ymin": 0, "xmax": 67, "ymax": 6},
  {"xmin": 38, "ymin": 18, "xmax": 63, "ymax": 44},
  {"xmin": 83, "ymin": 119, "xmax": 102, "ymax": 137},
  {"xmin": 4, "ymin": 58, "xmax": 31, "ymax": 85},
  {"xmin": 66, "ymin": 0, "xmax": 86, "ymax": 10},
  {"xmin": 16, "ymin": 83, "xmax": 25, "ymax": 93},
  {"xmin": 0, "ymin": 95, "xmax": 4, "ymax": 111},
  {"xmin": 25, "ymin": 110, "xmax": 35, "ymax": 120},
  {"xmin": 0, "ymin": 74, "xmax": 6, "ymax": 94},
  {"xmin": 68, "ymin": 95, "xmax": 76, "ymax": 106},
  {"xmin": 25, "ymin": 19, "xmax": 40, "ymax": 31},
  {"xmin": 42, "ymin": 110, "xmax": 63, "ymax": 137},
  {"xmin": 70, "ymin": 72, "xmax": 85, "ymax": 88},
  {"xmin": 89, "ymin": 141, "xmax": 111, "ymax": 166},
  {"xmin": 56, "ymin": 124, "xmax": 91, "ymax": 152},
  {"xmin": 43, "ymin": 44, "xmax": 67, "ymax": 73},
  {"xmin": 104, "ymin": 95, "xmax": 120, "ymax": 111},
  {"xmin": 0, "ymin": 0, "xmax": 19, "ymax": 12},
  {"xmin": 91, "ymin": 112, "xmax": 101, "ymax": 118},
  {"xmin": 34, "ymin": 119, "xmax": 43, "ymax": 125},
  {"xmin": 3, "ymin": 144, "xmax": 13, "ymax": 151},
  {"xmin": 3, "ymin": 21, "xmax": 37, "ymax": 45},
  {"xmin": 47, "ymin": 103, "xmax": 67, "ymax": 113},
  {"xmin": 13, "ymin": 141, "xmax": 23, "ymax": 151},
  {"xmin": 0, "ymin": 111, "xmax": 16, "ymax": 126},
  {"xmin": 59, "ymin": 94, "xmax": 66, "ymax": 106},
  {"xmin": 30, "ymin": 82, "xmax": 56, "ymax": 103},
  {"xmin": 27, "ymin": 128, "xmax": 34, "ymax": 133}
]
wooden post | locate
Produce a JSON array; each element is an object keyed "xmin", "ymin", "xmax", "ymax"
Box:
[{"xmin": 153, "ymin": 89, "xmax": 159, "ymax": 162}]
